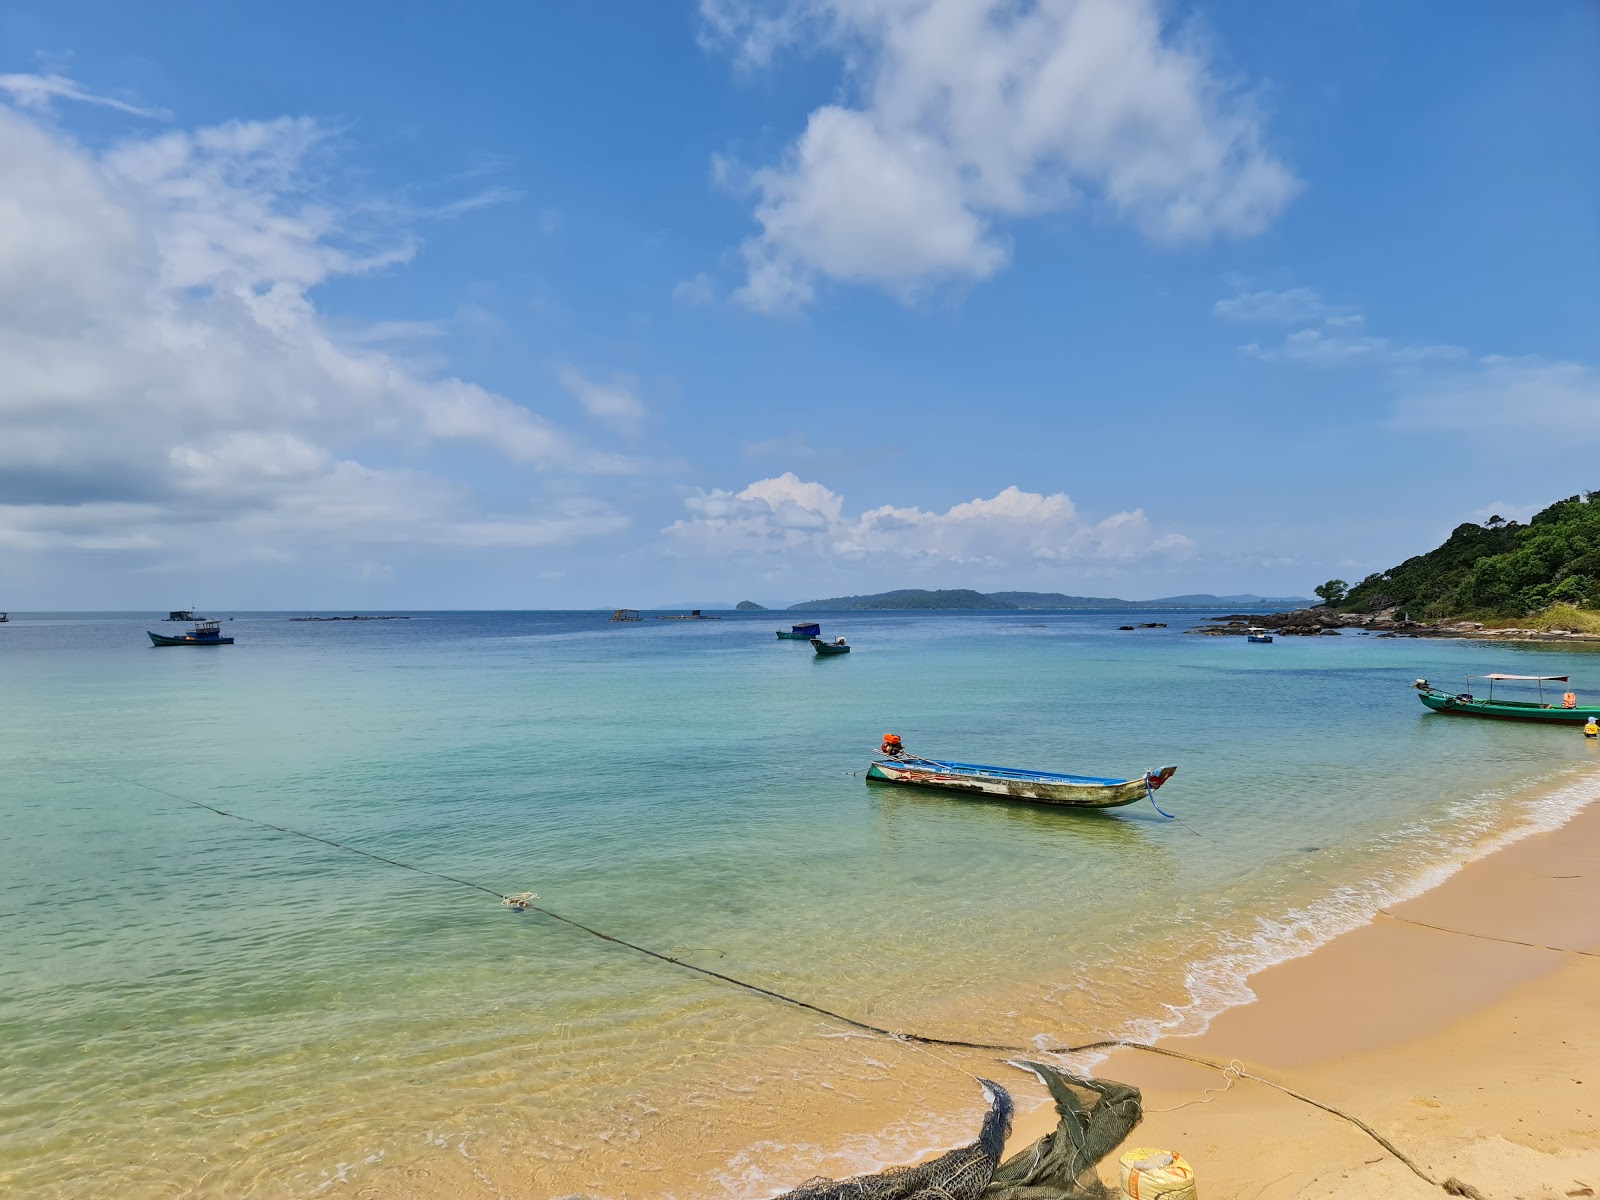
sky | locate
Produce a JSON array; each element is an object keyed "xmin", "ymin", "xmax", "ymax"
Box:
[{"xmin": 0, "ymin": 1, "xmax": 1596, "ymax": 609}]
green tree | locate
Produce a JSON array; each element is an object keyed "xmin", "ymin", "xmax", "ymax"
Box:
[{"xmin": 1314, "ymin": 579, "xmax": 1349, "ymax": 605}]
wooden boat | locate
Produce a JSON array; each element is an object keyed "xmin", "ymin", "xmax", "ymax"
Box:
[
  {"xmin": 1246, "ymin": 627, "xmax": 1273, "ymax": 643},
  {"xmin": 164, "ymin": 609, "xmax": 199, "ymax": 622},
  {"xmin": 1413, "ymin": 675, "xmax": 1600, "ymax": 722},
  {"xmin": 149, "ymin": 619, "xmax": 233, "ymax": 646},
  {"xmin": 654, "ymin": 609, "xmax": 720, "ymax": 620},
  {"xmin": 0, "ymin": 612, "xmax": 8, "ymax": 624},
  {"xmin": 777, "ymin": 622, "xmax": 821, "ymax": 640},
  {"xmin": 812, "ymin": 636, "xmax": 851, "ymax": 655},
  {"xmin": 868, "ymin": 749, "xmax": 1177, "ymax": 809},
  {"xmin": 608, "ymin": 609, "xmax": 642, "ymax": 622}
]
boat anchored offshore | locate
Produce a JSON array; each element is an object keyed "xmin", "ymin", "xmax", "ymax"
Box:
[
  {"xmin": 1413, "ymin": 675, "xmax": 1600, "ymax": 723},
  {"xmin": 149, "ymin": 619, "xmax": 234, "ymax": 647},
  {"xmin": 867, "ymin": 735, "xmax": 1177, "ymax": 812},
  {"xmin": 1246, "ymin": 627, "xmax": 1273, "ymax": 643},
  {"xmin": 777, "ymin": 621, "xmax": 822, "ymax": 640},
  {"xmin": 811, "ymin": 635, "xmax": 851, "ymax": 655}
]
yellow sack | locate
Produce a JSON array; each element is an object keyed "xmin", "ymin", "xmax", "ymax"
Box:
[{"xmin": 1119, "ymin": 1146, "xmax": 1197, "ymax": 1200}]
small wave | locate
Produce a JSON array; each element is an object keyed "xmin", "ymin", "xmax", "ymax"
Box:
[{"xmin": 1102, "ymin": 764, "xmax": 1600, "ymax": 1053}]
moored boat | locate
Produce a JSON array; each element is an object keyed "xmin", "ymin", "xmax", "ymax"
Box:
[
  {"xmin": 777, "ymin": 622, "xmax": 821, "ymax": 640},
  {"xmin": 609, "ymin": 609, "xmax": 642, "ymax": 622},
  {"xmin": 0, "ymin": 612, "xmax": 8, "ymax": 623},
  {"xmin": 1246, "ymin": 627, "xmax": 1273, "ymax": 643},
  {"xmin": 1413, "ymin": 675, "xmax": 1600, "ymax": 722},
  {"xmin": 811, "ymin": 636, "xmax": 850, "ymax": 655},
  {"xmin": 149, "ymin": 619, "xmax": 234, "ymax": 647},
  {"xmin": 867, "ymin": 738, "xmax": 1176, "ymax": 809}
]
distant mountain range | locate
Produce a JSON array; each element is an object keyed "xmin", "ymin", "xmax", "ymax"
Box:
[{"xmin": 786, "ymin": 588, "xmax": 1313, "ymax": 611}]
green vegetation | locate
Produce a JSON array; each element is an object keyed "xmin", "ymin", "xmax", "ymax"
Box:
[
  {"xmin": 1314, "ymin": 579, "xmax": 1349, "ymax": 605},
  {"xmin": 1341, "ymin": 493, "xmax": 1600, "ymax": 620}
]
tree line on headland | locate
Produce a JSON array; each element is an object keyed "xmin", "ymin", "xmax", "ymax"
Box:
[{"xmin": 1319, "ymin": 493, "xmax": 1600, "ymax": 622}]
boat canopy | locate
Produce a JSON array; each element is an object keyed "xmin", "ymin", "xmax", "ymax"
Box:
[{"xmin": 1471, "ymin": 673, "xmax": 1570, "ymax": 682}]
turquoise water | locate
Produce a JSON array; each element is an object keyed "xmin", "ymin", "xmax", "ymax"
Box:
[{"xmin": 3, "ymin": 611, "xmax": 1599, "ymax": 1197}]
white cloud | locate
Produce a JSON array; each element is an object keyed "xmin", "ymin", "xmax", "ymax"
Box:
[
  {"xmin": 1212, "ymin": 287, "xmax": 1328, "ymax": 324},
  {"xmin": 0, "ymin": 71, "xmax": 170, "ymax": 119},
  {"xmin": 1395, "ymin": 356, "xmax": 1600, "ymax": 442},
  {"xmin": 673, "ymin": 271, "xmax": 717, "ymax": 305},
  {"xmin": 555, "ymin": 364, "xmax": 648, "ymax": 436},
  {"xmin": 0, "ymin": 91, "xmax": 633, "ymax": 563},
  {"xmin": 665, "ymin": 472, "xmax": 1191, "ymax": 567},
  {"xmin": 1239, "ymin": 328, "xmax": 1466, "ymax": 367},
  {"xmin": 706, "ymin": 0, "xmax": 1299, "ymax": 312}
]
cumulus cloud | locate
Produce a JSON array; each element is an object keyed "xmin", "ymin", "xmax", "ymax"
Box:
[
  {"xmin": 0, "ymin": 91, "xmax": 632, "ymax": 565},
  {"xmin": 665, "ymin": 472, "xmax": 1191, "ymax": 567},
  {"xmin": 704, "ymin": 0, "xmax": 1299, "ymax": 312}
]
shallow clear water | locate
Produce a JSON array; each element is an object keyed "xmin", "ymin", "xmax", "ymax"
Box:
[{"xmin": 3, "ymin": 611, "xmax": 1598, "ymax": 1197}]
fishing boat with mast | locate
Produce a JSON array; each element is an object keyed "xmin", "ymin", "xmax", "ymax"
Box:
[
  {"xmin": 867, "ymin": 735, "xmax": 1177, "ymax": 811},
  {"xmin": 1413, "ymin": 674, "xmax": 1600, "ymax": 722},
  {"xmin": 148, "ymin": 619, "xmax": 234, "ymax": 647}
]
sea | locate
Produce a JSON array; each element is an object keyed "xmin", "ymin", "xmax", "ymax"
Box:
[{"xmin": 3, "ymin": 609, "xmax": 1598, "ymax": 1198}]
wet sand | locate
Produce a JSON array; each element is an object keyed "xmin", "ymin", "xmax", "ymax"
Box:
[{"xmin": 1006, "ymin": 795, "xmax": 1600, "ymax": 1199}]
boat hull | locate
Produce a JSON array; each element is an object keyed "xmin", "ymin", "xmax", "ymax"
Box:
[
  {"xmin": 1416, "ymin": 689, "xmax": 1600, "ymax": 723},
  {"xmin": 148, "ymin": 631, "xmax": 233, "ymax": 646},
  {"xmin": 811, "ymin": 638, "xmax": 850, "ymax": 655},
  {"xmin": 866, "ymin": 759, "xmax": 1176, "ymax": 808}
]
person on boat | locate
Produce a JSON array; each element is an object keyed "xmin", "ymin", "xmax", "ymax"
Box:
[
  {"xmin": 1586, "ymin": 718, "xmax": 1598, "ymax": 740},
  {"xmin": 1564, "ymin": 691, "xmax": 1578, "ymax": 709}
]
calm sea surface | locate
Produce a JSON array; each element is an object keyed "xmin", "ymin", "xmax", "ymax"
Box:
[{"xmin": 3, "ymin": 610, "xmax": 1598, "ymax": 1197}]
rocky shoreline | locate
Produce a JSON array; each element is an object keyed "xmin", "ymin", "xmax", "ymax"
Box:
[{"xmin": 1190, "ymin": 608, "xmax": 1600, "ymax": 642}]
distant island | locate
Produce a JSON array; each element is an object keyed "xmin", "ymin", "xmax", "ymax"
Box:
[
  {"xmin": 735, "ymin": 600, "xmax": 767, "ymax": 610},
  {"xmin": 786, "ymin": 588, "xmax": 1313, "ymax": 611}
]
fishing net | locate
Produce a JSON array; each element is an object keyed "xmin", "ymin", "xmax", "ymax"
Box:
[
  {"xmin": 772, "ymin": 1079, "xmax": 1013, "ymax": 1200},
  {"xmin": 985, "ymin": 1064, "xmax": 1143, "ymax": 1199},
  {"xmin": 768, "ymin": 1065, "xmax": 1142, "ymax": 1200}
]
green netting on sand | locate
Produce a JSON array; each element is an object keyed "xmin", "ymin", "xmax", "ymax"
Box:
[{"xmin": 768, "ymin": 1065, "xmax": 1141, "ymax": 1200}]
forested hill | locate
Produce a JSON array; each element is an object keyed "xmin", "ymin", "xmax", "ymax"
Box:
[
  {"xmin": 788, "ymin": 589, "xmax": 1313, "ymax": 611},
  {"xmin": 1340, "ymin": 493, "xmax": 1600, "ymax": 617}
]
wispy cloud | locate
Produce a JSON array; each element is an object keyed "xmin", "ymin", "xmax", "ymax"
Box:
[
  {"xmin": 673, "ymin": 272, "xmax": 716, "ymax": 306},
  {"xmin": 1239, "ymin": 328, "xmax": 1466, "ymax": 367},
  {"xmin": 556, "ymin": 364, "xmax": 648, "ymax": 436},
  {"xmin": 0, "ymin": 71, "xmax": 170, "ymax": 119},
  {"xmin": 1212, "ymin": 287, "xmax": 1331, "ymax": 324}
]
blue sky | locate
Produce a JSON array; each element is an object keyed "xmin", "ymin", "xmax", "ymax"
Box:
[{"xmin": 0, "ymin": 1, "xmax": 1595, "ymax": 608}]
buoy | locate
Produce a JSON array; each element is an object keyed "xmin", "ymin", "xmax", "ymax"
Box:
[{"xmin": 1119, "ymin": 1147, "xmax": 1197, "ymax": 1200}]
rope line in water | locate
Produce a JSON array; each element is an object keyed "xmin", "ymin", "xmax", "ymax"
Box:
[{"xmin": 82, "ymin": 764, "xmax": 1458, "ymax": 1191}]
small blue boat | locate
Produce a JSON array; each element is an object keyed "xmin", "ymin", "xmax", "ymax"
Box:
[
  {"xmin": 149, "ymin": 619, "xmax": 233, "ymax": 646},
  {"xmin": 1246, "ymin": 627, "xmax": 1273, "ymax": 643},
  {"xmin": 777, "ymin": 622, "xmax": 822, "ymax": 640}
]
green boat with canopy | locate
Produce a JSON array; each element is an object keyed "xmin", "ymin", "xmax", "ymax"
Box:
[{"xmin": 1413, "ymin": 674, "xmax": 1600, "ymax": 722}]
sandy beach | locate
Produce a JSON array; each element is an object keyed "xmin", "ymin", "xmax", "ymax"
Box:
[{"xmin": 1002, "ymin": 793, "xmax": 1600, "ymax": 1200}]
